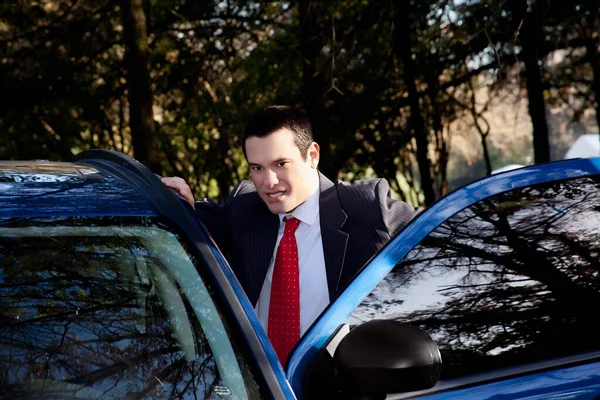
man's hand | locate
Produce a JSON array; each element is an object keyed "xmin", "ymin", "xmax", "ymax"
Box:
[{"xmin": 161, "ymin": 177, "xmax": 195, "ymax": 209}]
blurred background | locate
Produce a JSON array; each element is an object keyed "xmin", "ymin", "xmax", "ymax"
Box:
[{"xmin": 1, "ymin": 0, "xmax": 599, "ymax": 207}]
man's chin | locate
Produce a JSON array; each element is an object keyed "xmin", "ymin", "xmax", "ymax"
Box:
[
  {"xmin": 263, "ymin": 199, "xmax": 293, "ymax": 215},
  {"xmin": 266, "ymin": 204, "xmax": 288, "ymax": 214}
]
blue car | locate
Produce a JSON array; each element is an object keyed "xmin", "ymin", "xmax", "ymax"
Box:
[{"xmin": 2, "ymin": 149, "xmax": 600, "ymax": 400}]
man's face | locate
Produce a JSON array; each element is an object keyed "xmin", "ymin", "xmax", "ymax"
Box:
[{"xmin": 246, "ymin": 128, "xmax": 319, "ymax": 214}]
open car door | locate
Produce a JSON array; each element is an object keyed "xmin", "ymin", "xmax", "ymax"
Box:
[{"xmin": 288, "ymin": 157, "xmax": 600, "ymax": 400}]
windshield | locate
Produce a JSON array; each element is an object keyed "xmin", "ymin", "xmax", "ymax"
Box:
[{"xmin": 0, "ymin": 219, "xmax": 263, "ymax": 399}]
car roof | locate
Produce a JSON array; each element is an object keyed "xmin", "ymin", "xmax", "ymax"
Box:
[
  {"xmin": 0, "ymin": 160, "xmax": 156, "ymax": 218},
  {"xmin": 0, "ymin": 151, "xmax": 294, "ymax": 398}
]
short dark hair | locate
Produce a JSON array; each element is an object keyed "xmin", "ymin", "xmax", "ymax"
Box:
[{"xmin": 241, "ymin": 105, "xmax": 314, "ymax": 159}]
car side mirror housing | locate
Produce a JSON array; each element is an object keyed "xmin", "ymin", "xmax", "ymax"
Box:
[
  {"xmin": 302, "ymin": 320, "xmax": 441, "ymax": 400},
  {"xmin": 334, "ymin": 320, "xmax": 441, "ymax": 397}
]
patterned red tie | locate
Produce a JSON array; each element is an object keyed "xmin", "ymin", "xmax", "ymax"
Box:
[{"xmin": 268, "ymin": 216, "xmax": 301, "ymax": 365}]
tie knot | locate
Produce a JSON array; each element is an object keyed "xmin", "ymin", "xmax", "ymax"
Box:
[{"xmin": 283, "ymin": 216, "xmax": 301, "ymax": 233}]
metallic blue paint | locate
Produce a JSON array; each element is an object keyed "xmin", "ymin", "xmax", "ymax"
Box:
[
  {"xmin": 411, "ymin": 361, "xmax": 600, "ymax": 399},
  {"xmin": 288, "ymin": 157, "xmax": 600, "ymax": 397},
  {"xmin": 0, "ymin": 158, "xmax": 296, "ymax": 399},
  {"xmin": 205, "ymin": 241, "xmax": 297, "ymax": 399},
  {"xmin": 10, "ymin": 156, "xmax": 600, "ymax": 399},
  {"xmin": 0, "ymin": 162, "xmax": 156, "ymax": 218}
]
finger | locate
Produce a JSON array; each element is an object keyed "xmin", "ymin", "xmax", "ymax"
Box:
[{"xmin": 161, "ymin": 177, "xmax": 195, "ymax": 208}]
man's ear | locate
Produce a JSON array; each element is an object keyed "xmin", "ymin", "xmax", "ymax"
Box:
[{"xmin": 308, "ymin": 142, "xmax": 320, "ymax": 168}]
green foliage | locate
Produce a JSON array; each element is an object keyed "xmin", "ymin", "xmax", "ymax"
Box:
[{"xmin": 0, "ymin": 0, "xmax": 599, "ymax": 204}]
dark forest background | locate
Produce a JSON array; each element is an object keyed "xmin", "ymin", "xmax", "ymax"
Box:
[{"xmin": 1, "ymin": 0, "xmax": 599, "ymax": 206}]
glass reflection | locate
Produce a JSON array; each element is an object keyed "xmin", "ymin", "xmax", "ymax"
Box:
[
  {"xmin": 0, "ymin": 224, "xmax": 261, "ymax": 399},
  {"xmin": 351, "ymin": 176, "xmax": 600, "ymax": 379},
  {"xmin": 0, "ymin": 163, "xmax": 89, "ymax": 183}
]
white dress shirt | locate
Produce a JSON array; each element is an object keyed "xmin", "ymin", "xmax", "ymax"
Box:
[{"xmin": 255, "ymin": 172, "xmax": 329, "ymax": 336}]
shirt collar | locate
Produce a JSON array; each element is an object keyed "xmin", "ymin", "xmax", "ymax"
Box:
[{"xmin": 278, "ymin": 170, "xmax": 320, "ymax": 227}]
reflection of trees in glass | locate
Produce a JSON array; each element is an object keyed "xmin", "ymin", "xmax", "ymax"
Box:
[
  {"xmin": 0, "ymin": 164, "xmax": 93, "ymax": 183},
  {"xmin": 352, "ymin": 176, "xmax": 600, "ymax": 379},
  {"xmin": 0, "ymin": 233, "xmax": 234, "ymax": 399}
]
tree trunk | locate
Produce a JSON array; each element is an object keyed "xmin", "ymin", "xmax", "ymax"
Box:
[
  {"xmin": 518, "ymin": 2, "xmax": 550, "ymax": 164},
  {"xmin": 297, "ymin": 1, "xmax": 336, "ymax": 180},
  {"xmin": 480, "ymin": 129, "xmax": 493, "ymax": 175},
  {"xmin": 393, "ymin": 3, "xmax": 436, "ymax": 206},
  {"xmin": 120, "ymin": 0, "xmax": 161, "ymax": 171},
  {"xmin": 426, "ymin": 69, "xmax": 449, "ymax": 197}
]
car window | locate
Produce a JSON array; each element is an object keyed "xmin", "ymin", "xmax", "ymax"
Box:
[
  {"xmin": 0, "ymin": 217, "xmax": 264, "ymax": 399},
  {"xmin": 350, "ymin": 175, "xmax": 600, "ymax": 380}
]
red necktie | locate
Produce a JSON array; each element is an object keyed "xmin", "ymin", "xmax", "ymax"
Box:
[{"xmin": 268, "ymin": 216, "xmax": 301, "ymax": 365}]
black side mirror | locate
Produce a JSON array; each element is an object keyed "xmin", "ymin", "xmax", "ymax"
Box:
[
  {"xmin": 302, "ymin": 320, "xmax": 441, "ymax": 400},
  {"xmin": 334, "ymin": 320, "xmax": 441, "ymax": 396}
]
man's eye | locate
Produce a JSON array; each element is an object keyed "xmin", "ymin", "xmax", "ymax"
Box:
[
  {"xmin": 251, "ymin": 166, "xmax": 263, "ymax": 171},
  {"xmin": 277, "ymin": 162, "xmax": 287, "ymax": 167}
]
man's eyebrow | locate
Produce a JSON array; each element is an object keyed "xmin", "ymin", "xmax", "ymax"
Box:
[{"xmin": 272, "ymin": 158, "xmax": 290, "ymax": 164}]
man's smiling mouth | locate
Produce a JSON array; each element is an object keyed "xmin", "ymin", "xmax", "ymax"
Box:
[{"xmin": 267, "ymin": 191, "xmax": 285, "ymax": 198}]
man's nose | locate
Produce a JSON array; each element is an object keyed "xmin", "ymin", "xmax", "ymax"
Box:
[{"xmin": 263, "ymin": 169, "xmax": 279, "ymax": 188}]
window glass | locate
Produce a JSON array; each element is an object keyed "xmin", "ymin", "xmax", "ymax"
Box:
[
  {"xmin": 350, "ymin": 176, "xmax": 600, "ymax": 379},
  {"xmin": 0, "ymin": 162, "xmax": 88, "ymax": 182},
  {"xmin": 0, "ymin": 218, "xmax": 264, "ymax": 399}
]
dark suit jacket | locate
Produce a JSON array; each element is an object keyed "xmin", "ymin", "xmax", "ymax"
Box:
[{"xmin": 194, "ymin": 172, "xmax": 417, "ymax": 306}]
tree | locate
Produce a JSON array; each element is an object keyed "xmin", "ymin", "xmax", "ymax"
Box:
[
  {"xmin": 120, "ymin": 0, "xmax": 161, "ymax": 171},
  {"xmin": 513, "ymin": 0, "xmax": 550, "ymax": 164},
  {"xmin": 392, "ymin": 1, "xmax": 436, "ymax": 205},
  {"xmin": 2, "ymin": 0, "xmax": 600, "ymax": 206}
]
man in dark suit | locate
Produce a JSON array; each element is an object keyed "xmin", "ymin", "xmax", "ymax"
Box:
[{"xmin": 163, "ymin": 106, "xmax": 416, "ymax": 364}]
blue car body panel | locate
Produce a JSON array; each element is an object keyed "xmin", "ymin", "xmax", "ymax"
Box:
[
  {"xmin": 0, "ymin": 158, "xmax": 295, "ymax": 399},
  {"xmin": 0, "ymin": 162, "xmax": 156, "ymax": 218},
  {"xmin": 6, "ymin": 155, "xmax": 600, "ymax": 399},
  {"xmin": 289, "ymin": 157, "xmax": 600, "ymax": 398},
  {"xmin": 204, "ymin": 231, "xmax": 296, "ymax": 398},
  {"xmin": 411, "ymin": 361, "xmax": 600, "ymax": 399}
]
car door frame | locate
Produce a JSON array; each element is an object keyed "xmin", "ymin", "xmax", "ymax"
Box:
[
  {"xmin": 74, "ymin": 149, "xmax": 296, "ymax": 399},
  {"xmin": 287, "ymin": 156, "xmax": 600, "ymax": 398}
]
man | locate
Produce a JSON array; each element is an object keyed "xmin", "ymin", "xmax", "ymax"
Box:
[{"xmin": 163, "ymin": 106, "xmax": 416, "ymax": 365}]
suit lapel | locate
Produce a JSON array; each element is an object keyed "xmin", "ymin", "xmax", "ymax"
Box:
[{"xmin": 318, "ymin": 172, "xmax": 349, "ymax": 301}]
